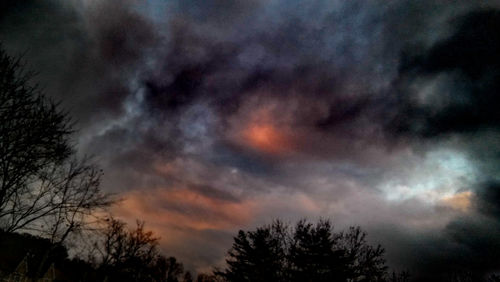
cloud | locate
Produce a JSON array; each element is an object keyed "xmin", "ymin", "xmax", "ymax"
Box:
[
  {"xmin": 3, "ymin": 0, "xmax": 500, "ymax": 278},
  {"xmin": 391, "ymin": 9, "xmax": 500, "ymax": 138},
  {"xmin": 396, "ymin": 182, "xmax": 500, "ymax": 280}
]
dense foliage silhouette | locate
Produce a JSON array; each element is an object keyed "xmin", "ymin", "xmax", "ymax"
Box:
[{"xmin": 217, "ymin": 219, "xmax": 387, "ymax": 282}]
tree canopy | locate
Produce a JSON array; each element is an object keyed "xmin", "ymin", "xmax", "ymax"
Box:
[{"xmin": 218, "ymin": 219, "xmax": 387, "ymax": 282}]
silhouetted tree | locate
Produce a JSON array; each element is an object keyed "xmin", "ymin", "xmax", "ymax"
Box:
[
  {"xmin": 387, "ymin": 271, "xmax": 410, "ymax": 282},
  {"xmin": 489, "ymin": 274, "xmax": 500, "ymax": 282},
  {"xmin": 0, "ymin": 46, "xmax": 112, "ymax": 241},
  {"xmin": 197, "ymin": 273, "xmax": 221, "ymax": 282},
  {"xmin": 445, "ymin": 271, "xmax": 476, "ymax": 282},
  {"xmin": 338, "ymin": 226, "xmax": 387, "ymax": 281},
  {"xmin": 0, "ymin": 46, "xmax": 72, "ymax": 224},
  {"xmin": 218, "ymin": 219, "xmax": 388, "ymax": 282},
  {"xmin": 165, "ymin": 256, "xmax": 184, "ymax": 282},
  {"xmin": 183, "ymin": 271, "xmax": 193, "ymax": 282},
  {"xmin": 3, "ymin": 157, "xmax": 112, "ymax": 242},
  {"xmin": 93, "ymin": 217, "xmax": 183, "ymax": 282},
  {"xmin": 289, "ymin": 220, "xmax": 350, "ymax": 282},
  {"xmin": 219, "ymin": 221, "xmax": 288, "ymax": 282}
]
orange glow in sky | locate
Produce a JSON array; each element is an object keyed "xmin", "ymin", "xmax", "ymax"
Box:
[
  {"xmin": 115, "ymin": 188, "xmax": 255, "ymax": 231},
  {"xmin": 243, "ymin": 123, "xmax": 289, "ymax": 154}
]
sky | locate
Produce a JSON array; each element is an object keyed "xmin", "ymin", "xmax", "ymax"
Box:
[{"xmin": 1, "ymin": 0, "xmax": 500, "ymax": 279}]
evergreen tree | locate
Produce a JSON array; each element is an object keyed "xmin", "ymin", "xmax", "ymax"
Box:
[
  {"xmin": 289, "ymin": 220, "xmax": 349, "ymax": 282},
  {"xmin": 220, "ymin": 221, "xmax": 288, "ymax": 282},
  {"xmin": 218, "ymin": 219, "xmax": 388, "ymax": 282}
]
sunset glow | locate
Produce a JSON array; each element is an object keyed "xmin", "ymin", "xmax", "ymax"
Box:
[
  {"xmin": 243, "ymin": 123, "xmax": 288, "ymax": 154},
  {"xmin": 116, "ymin": 188, "xmax": 255, "ymax": 231}
]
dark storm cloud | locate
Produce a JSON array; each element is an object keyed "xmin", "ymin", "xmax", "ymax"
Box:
[
  {"xmin": 3, "ymin": 0, "xmax": 497, "ymax": 164},
  {"xmin": 0, "ymin": 0, "xmax": 418, "ymax": 162},
  {"xmin": 0, "ymin": 0, "xmax": 157, "ymax": 127},
  {"xmin": 90, "ymin": 1, "xmax": 157, "ymax": 66},
  {"xmin": 122, "ymin": 0, "xmax": 401, "ymax": 173},
  {"xmin": 140, "ymin": 0, "xmax": 388, "ymax": 118},
  {"xmin": 391, "ymin": 9, "xmax": 500, "ymax": 138}
]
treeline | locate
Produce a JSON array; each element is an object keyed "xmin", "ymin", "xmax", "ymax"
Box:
[
  {"xmin": 217, "ymin": 220, "xmax": 389, "ymax": 282},
  {"xmin": 0, "ymin": 219, "xmax": 200, "ymax": 281}
]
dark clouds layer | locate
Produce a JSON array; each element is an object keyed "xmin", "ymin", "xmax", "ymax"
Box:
[
  {"xmin": 378, "ymin": 8, "xmax": 500, "ymax": 280},
  {"xmin": 2, "ymin": 0, "xmax": 500, "ymax": 278},
  {"xmin": 394, "ymin": 9, "xmax": 500, "ymax": 138}
]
